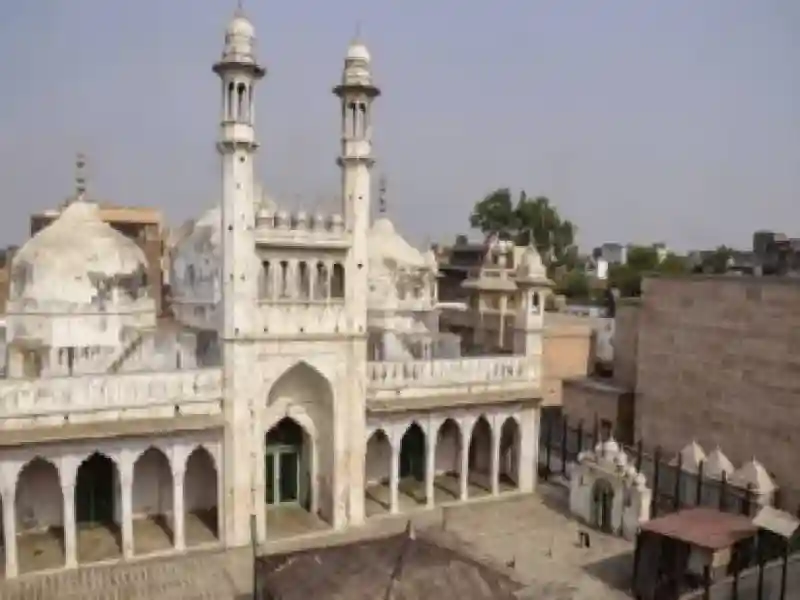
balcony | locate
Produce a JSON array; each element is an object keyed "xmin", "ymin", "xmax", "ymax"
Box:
[{"xmin": 367, "ymin": 355, "xmax": 536, "ymax": 401}]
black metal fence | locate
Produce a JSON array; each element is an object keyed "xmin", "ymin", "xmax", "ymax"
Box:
[{"xmin": 538, "ymin": 416, "xmax": 796, "ymax": 520}]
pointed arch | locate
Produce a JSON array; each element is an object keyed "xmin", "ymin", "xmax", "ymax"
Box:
[
  {"xmin": 185, "ymin": 446, "xmax": 219, "ymax": 544},
  {"xmin": 75, "ymin": 451, "xmax": 122, "ymax": 561},
  {"xmin": 15, "ymin": 457, "xmax": 64, "ymax": 572},
  {"xmin": 434, "ymin": 418, "xmax": 462, "ymax": 503},
  {"xmin": 399, "ymin": 422, "xmax": 426, "ymax": 502},
  {"xmin": 468, "ymin": 415, "xmax": 493, "ymax": 494},
  {"xmin": 499, "ymin": 416, "xmax": 521, "ymax": 489},
  {"xmin": 268, "ymin": 361, "xmax": 333, "ymax": 408},
  {"xmin": 132, "ymin": 447, "xmax": 174, "ymax": 553}
]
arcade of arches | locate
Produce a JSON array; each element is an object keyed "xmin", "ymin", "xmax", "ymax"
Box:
[
  {"xmin": 364, "ymin": 412, "xmax": 528, "ymax": 516},
  {"xmin": 0, "ymin": 437, "xmax": 220, "ymax": 579}
]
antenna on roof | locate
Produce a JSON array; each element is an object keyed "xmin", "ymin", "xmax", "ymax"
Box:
[{"xmin": 378, "ymin": 174, "xmax": 388, "ymax": 215}]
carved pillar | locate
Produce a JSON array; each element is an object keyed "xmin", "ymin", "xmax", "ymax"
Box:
[
  {"xmin": 62, "ymin": 483, "xmax": 78, "ymax": 568},
  {"xmin": 173, "ymin": 469, "xmax": 186, "ymax": 551},
  {"xmin": 121, "ymin": 473, "xmax": 134, "ymax": 558},
  {"xmin": 425, "ymin": 437, "xmax": 436, "ymax": 508},
  {"xmin": 389, "ymin": 443, "xmax": 400, "ymax": 514},
  {"xmin": 491, "ymin": 428, "xmax": 501, "ymax": 496},
  {"xmin": 459, "ymin": 429, "xmax": 470, "ymax": 501},
  {"xmin": 2, "ymin": 488, "xmax": 18, "ymax": 578}
]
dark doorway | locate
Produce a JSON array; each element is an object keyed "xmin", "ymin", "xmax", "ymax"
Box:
[
  {"xmin": 265, "ymin": 418, "xmax": 309, "ymax": 509},
  {"xmin": 399, "ymin": 423, "xmax": 426, "ymax": 481},
  {"xmin": 592, "ymin": 479, "xmax": 615, "ymax": 533},
  {"xmin": 76, "ymin": 453, "xmax": 117, "ymax": 525}
]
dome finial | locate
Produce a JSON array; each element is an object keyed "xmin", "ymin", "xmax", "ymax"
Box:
[
  {"xmin": 69, "ymin": 152, "xmax": 88, "ymax": 206},
  {"xmin": 378, "ymin": 174, "xmax": 388, "ymax": 215}
]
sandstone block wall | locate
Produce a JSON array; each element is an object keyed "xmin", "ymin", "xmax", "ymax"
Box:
[
  {"xmin": 613, "ymin": 300, "xmax": 641, "ymax": 389},
  {"xmin": 636, "ymin": 275, "xmax": 800, "ymax": 505}
]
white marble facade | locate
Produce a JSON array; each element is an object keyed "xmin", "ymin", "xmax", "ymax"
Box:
[{"xmin": 0, "ymin": 11, "xmax": 548, "ymax": 580}]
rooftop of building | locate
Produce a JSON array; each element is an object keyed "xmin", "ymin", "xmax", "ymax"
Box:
[
  {"xmin": 32, "ymin": 201, "xmax": 163, "ymax": 226},
  {"xmin": 256, "ymin": 528, "xmax": 523, "ymax": 600}
]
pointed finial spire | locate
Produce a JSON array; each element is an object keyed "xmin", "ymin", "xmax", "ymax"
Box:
[
  {"xmin": 74, "ymin": 152, "xmax": 87, "ymax": 202},
  {"xmin": 378, "ymin": 174, "xmax": 388, "ymax": 215},
  {"xmin": 354, "ymin": 20, "xmax": 363, "ymax": 42},
  {"xmin": 236, "ymin": 0, "xmax": 244, "ymax": 14}
]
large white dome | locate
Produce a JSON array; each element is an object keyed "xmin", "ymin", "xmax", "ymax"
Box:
[{"xmin": 9, "ymin": 201, "xmax": 150, "ymax": 310}]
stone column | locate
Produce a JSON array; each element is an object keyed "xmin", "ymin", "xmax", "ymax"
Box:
[
  {"xmin": 490, "ymin": 431, "xmax": 501, "ymax": 496},
  {"xmin": 425, "ymin": 439, "xmax": 436, "ymax": 508},
  {"xmin": 173, "ymin": 470, "xmax": 186, "ymax": 551},
  {"xmin": 518, "ymin": 408, "xmax": 537, "ymax": 493},
  {"xmin": 2, "ymin": 489, "xmax": 18, "ymax": 578},
  {"xmin": 389, "ymin": 444, "xmax": 399, "ymax": 514},
  {"xmin": 121, "ymin": 474, "xmax": 134, "ymax": 558},
  {"xmin": 459, "ymin": 431, "xmax": 470, "ymax": 501},
  {"xmin": 62, "ymin": 483, "xmax": 78, "ymax": 568}
]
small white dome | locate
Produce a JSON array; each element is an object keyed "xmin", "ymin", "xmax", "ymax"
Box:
[
  {"xmin": 517, "ymin": 244, "xmax": 546, "ymax": 279},
  {"xmin": 226, "ymin": 14, "xmax": 255, "ymax": 39},
  {"xmin": 347, "ymin": 41, "xmax": 370, "ymax": 62},
  {"xmin": 731, "ymin": 458, "xmax": 777, "ymax": 494},
  {"xmin": 9, "ymin": 201, "xmax": 149, "ymax": 309},
  {"xmin": 670, "ymin": 440, "xmax": 706, "ymax": 473},
  {"xmin": 369, "ymin": 217, "xmax": 426, "ymax": 269},
  {"xmin": 602, "ymin": 437, "xmax": 620, "ymax": 457},
  {"xmin": 634, "ymin": 473, "xmax": 647, "ymax": 489},
  {"xmin": 705, "ymin": 447, "xmax": 735, "ymax": 479}
]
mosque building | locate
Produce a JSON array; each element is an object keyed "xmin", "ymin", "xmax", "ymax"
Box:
[{"xmin": 0, "ymin": 9, "xmax": 549, "ymax": 579}]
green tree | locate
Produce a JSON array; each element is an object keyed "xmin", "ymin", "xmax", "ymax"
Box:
[
  {"xmin": 469, "ymin": 188, "xmax": 577, "ymax": 268},
  {"xmin": 701, "ymin": 245, "xmax": 733, "ymax": 274},
  {"xmin": 557, "ymin": 269, "xmax": 590, "ymax": 300},
  {"xmin": 658, "ymin": 253, "xmax": 689, "ymax": 275}
]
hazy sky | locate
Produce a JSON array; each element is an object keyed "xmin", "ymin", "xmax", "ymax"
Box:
[{"xmin": 0, "ymin": 1, "xmax": 797, "ymax": 252}]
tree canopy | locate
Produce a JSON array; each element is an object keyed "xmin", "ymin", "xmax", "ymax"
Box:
[
  {"xmin": 469, "ymin": 188, "xmax": 577, "ymax": 268},
  {"xmin": 607, "ymin": 246, "xmax": 690, "ymax": 297}
]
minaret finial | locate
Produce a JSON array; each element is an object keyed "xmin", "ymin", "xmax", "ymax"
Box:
[
  {"xmin": 74, "ymin": 152, "xmax": 87, "ymax": 203},
  {"xmin": 354, "ymin": 20, "xmax": 362, "ymax": 41},
  {"xmin": 236, "ymin": 0, "xmax": 244, "ymax": 13},
  {"xmin": 378, "ymin": 174, "xmax": 388, "ymax": 215}
]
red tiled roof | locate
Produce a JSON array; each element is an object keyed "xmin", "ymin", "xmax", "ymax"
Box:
[{"xmin": 641, "ymin": 507, "xmax": 757, "ymax": 551}]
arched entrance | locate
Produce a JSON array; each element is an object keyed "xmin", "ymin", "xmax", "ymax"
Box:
[
  {"xmin": 266, "ymin": 362, "xmax": 331, "ymax": 529},
  {"xmin": 75, "ymin": 452, "xmax": 121, "ymax": 562},
  {"xmin": 468, "ymin": 416, "xmax": 492, "ymax": 495},
  {"xmin": 399, "ymin": 423, "xmax": 426, "ymax": 505},
  {"xmin": 435, "ymin": 419, "xmax": 462, "ymax": 502},
  {"xmin": 265, "ymin": 418, "xmax": 311, "ymax": 509},
  {"xmin": 131, "ymin": 447, "xmax": 174, "ymax": 554},
  {"xmin": 15, "ymin": 457, "xmax": 64, "ymax": 573},
  {"xmin": 184, "ymin": 446, "xmax": 219, "ymax": 545},
  {"xmin": 364, "ymin": 429, "xmax": 392, "ymax": 516},
  {"xmin": 499, "ymin": 417, "xmax": 521, "ymax": 489},
  {"xmin": 591, "ymin": 479, "xmax": 615, "ymax": 533}
]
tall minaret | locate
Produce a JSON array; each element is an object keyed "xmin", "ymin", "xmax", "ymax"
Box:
[
  {"xmin": 212, "ymin": 8, "xmax": 265, "ymax": 547},
  {"xmin": 333, "ymin": 38, "xmax": 380, "ymax": 332}
]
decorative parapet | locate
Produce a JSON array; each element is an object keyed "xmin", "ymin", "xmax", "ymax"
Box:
[
  {"xmin": 0, "ymin": 368, "xmax": 222, "ymax": 421},
  {"xmin": 254, "ymin": 209, "xmax": 349, "ymax": 248},
  {"xmin": 367, "ymin": 355, "xmax": 535, "ymax": 389}
]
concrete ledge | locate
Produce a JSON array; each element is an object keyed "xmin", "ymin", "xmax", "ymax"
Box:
[{"xmin": 0, "ymin": 415, "xmax": 223, "ymax": 447}]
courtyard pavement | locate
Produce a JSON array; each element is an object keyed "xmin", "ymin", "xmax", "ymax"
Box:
[{"xmin": 439, "ymin": 483, "xmax": 636, "ymax": 600}]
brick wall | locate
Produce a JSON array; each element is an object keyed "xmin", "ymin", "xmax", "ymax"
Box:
[
  {"xmin": 613, "ymin": 300, "xmax": 641, "ymax": 389},
  {"xmin": 635, "ymin": 275, "xmax": 800, "ymax": 505}
]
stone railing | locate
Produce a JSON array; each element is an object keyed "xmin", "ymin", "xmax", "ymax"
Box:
[
  {"xmin": 0, "ymin": 368, "xmax": 222, "ymax": 419},
  {"xmin": 367, "ymin": 355, "xmax": 534, "ymax": 389}
]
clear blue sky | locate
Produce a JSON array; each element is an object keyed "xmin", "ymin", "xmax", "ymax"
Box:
[{"xmin": 0, "ymin": 1, "xmax": 797, "ymax": 252}]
